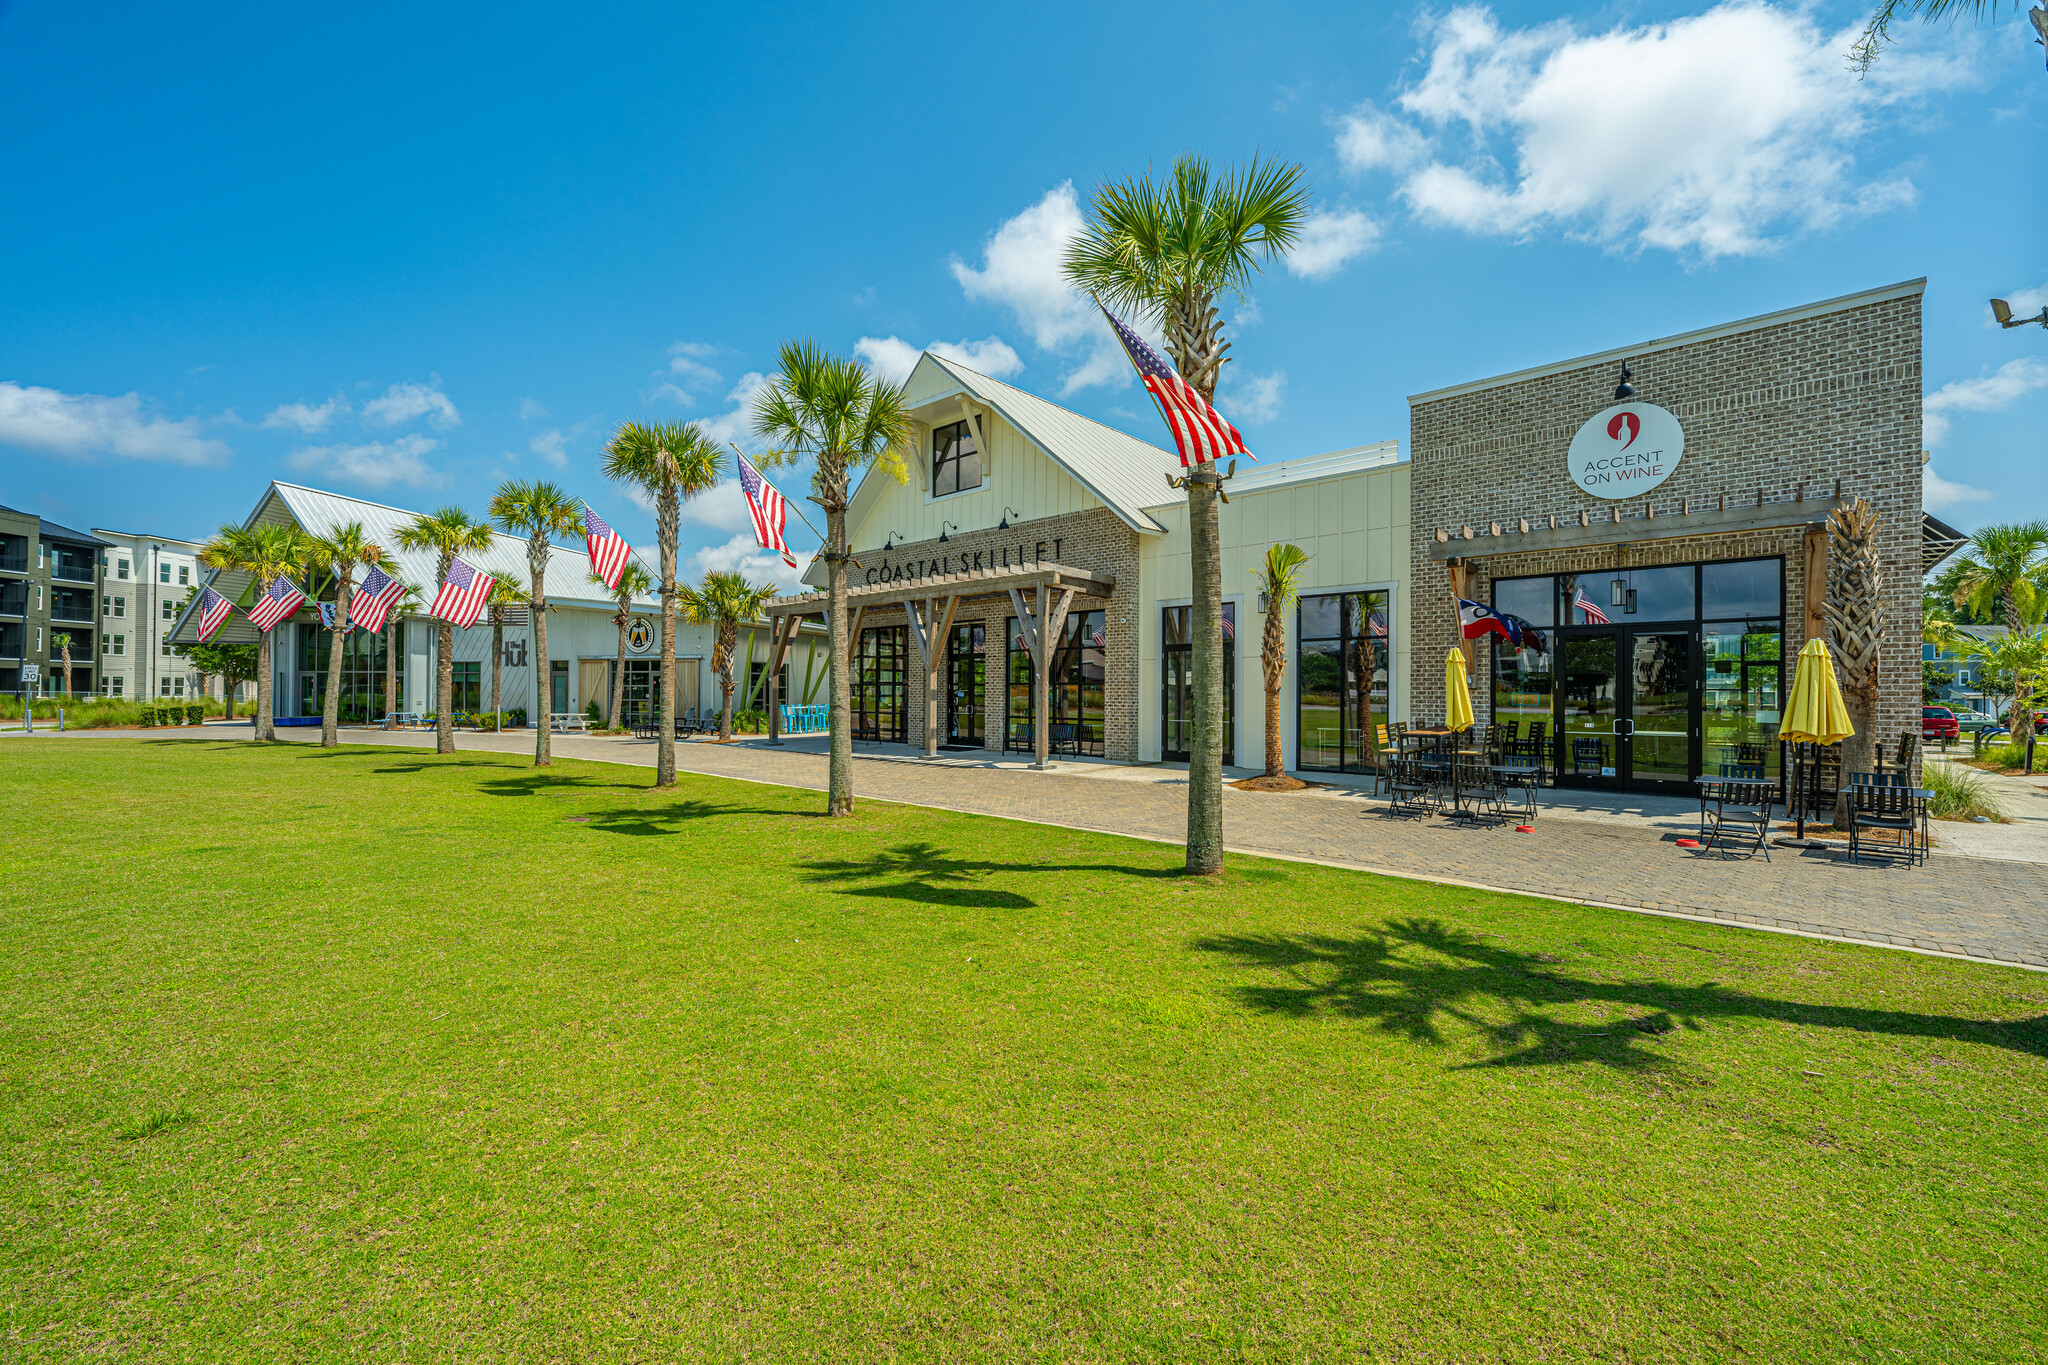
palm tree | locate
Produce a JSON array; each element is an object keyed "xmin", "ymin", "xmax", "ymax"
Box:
[
  {"xmin": 1249, "ymin": 544, "xmax": 1310, "ymax": 779},
  {"xmin": 595, "ymin": 562, "xmax": 655, "ymax": 731},
  {"xmin": 489, "ymin": 481, "xmax": 582, "ymax": 768},
  {"xmin": 1064, "ymin": 154, "xmax": 1309, "ymax": 873},
  {"xmin": 601, "ymin": 423, "xmax": 726, "ymax": 786},
  {"xmin": 485, "ymin": 577, "xmax": 532, "ymax": 733},
  {"xmin": 1850, "ymin": 0, "xmax": 2040, "ymax": 74},
  {"xmin": 200, "ymin": 522, "xmax": 311, "ymax": 742},
  {"xmin": 754, "ymin": 341, "xmax": 912, "ymax": 816},
  {"xmin": 678, "ymin": 570, "xmax": 778, "ymax": 741},
  {"xmin": 1950, "ymin": 521, "xmax": 2048, "ymax": 743},
  {"xmin": 394, "ymin": 507, "xmax": 493, "ymax": 756},
  {"xmin": 52, "ymin": 633, "xmax": 72, "ymax": 699},
  {"xmin": 303, "ymin": 521, "xmax": 387, "ymax": 748},
  {"xmin": 382, "ymin": 582, "xmax": 422, "ymax": 728}
]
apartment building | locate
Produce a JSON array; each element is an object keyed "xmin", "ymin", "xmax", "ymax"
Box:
[
  {"xmin": 0, "ymin": 502, "xmax": 111, "ymax": 697},
  {"xmin": 89, "ymin": 528, "xmax": 233, "ymax": 700}
]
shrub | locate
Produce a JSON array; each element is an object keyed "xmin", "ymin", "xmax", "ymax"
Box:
[
  {"xmin": 732, "ymin": 708, "xmax": 767, "ymax": 734},
  {"xmin": 586, "ymin": 699, "xmax": 603, "ymax": 724},
  {"xmin": 1924, "ymin": 762, "xmax": 2009, "ymax": 823}
]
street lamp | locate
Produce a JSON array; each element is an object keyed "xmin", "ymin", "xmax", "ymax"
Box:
[{"xmin": 1991, "ymin": 298, "xmax": 2048, "ymax": 329}]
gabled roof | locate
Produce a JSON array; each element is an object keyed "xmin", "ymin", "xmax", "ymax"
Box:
[
  {"xmin": 171, "ymin": 480, "xmax": 657, "ymax": 644},
  {"xmin": 849, "ymin": 352, "xmax": 1184, "ymax": 537}
]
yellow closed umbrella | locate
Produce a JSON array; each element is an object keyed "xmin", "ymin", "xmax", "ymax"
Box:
[
  {"xmin": 1780, "ymin": 637, "xmax": 1854, "ymax": 746},
  {"xmin": 1444, "ymin": 647, "xmax": 1475, "ymax": 733}
]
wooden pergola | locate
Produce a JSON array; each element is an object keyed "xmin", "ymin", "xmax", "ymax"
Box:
[{"xmin": 761, "ymin": 562, "xmax": 1116, "ymax": 767}]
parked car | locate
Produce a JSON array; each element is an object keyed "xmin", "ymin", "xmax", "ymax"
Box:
[{"xmin": 1921, "ymin": 706, "xmax": 1959, "ymax": 742}]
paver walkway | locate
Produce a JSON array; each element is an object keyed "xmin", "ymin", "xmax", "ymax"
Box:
[{"xmin": 37, "ymin": 723, "xmax": 2048, "ymax": 969}]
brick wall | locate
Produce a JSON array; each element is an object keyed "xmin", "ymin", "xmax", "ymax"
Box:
[{"xmin": 1408, "ymin": 288, "xmax": 1924, "ymax": 770}]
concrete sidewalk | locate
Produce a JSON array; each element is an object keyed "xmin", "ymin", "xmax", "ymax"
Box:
[{"xmin": 32, "ymin": 722, "xmax": 2048, "ymax": 970}]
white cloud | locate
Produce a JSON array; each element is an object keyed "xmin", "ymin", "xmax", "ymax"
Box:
[
  {"xmin": 662, "ymin": 342, "xmax": 723, "ymax": 401},
  {"xmin": 680, "ymin": 479, "xmax": 753, "ymax": 533},
  {"xmin": 528, "ymin": 429, "xmax": 569, "ymax": 469},
  {"xmin": 1923, "ymin": 357, "xmax": 2048, "ymax": 445},
  {"xmin": 1218, "ymin": 370, "xmax": 1286, "ymax": 425},
  {"xmin": 687, "ymin": 532, "xmax": 811, "ymax": 593},
  {"xmin": 699, "ymin": 371, "xmax": 772, "ymax": 449},
  {"xmin": 854, "ymin": 335, "xmax": 1023, "ymax": 386},
  {"xmin": 1923, "ymin": 467, "xmax": 1993, "ymax": 513},
  {"xmin": 1341, "ymin": 4, "xmax": 1975, "ymax": 260},
  {"xmin": 1287, "ymin": 209, "xmax": 1382, "ymax": 279},
  {"xmin": 517, "ymin": 397, "xmax": 549, "ymax": 421},
  {"xmin": 950, "ymin": 183, "xmax": 1134, "ymax": 395},
  {"xmin": 0, "ymin": 381, "xmax": 229, "ymax": 465},
  {"xmin": 1335, "ymin": 101, "xmax": 1430, "ymax": 173},
  {"xmin": 261, "ymin": 396, "xmax": 345, "ymax": 433},
  {"xmin": 287, "ymin": 433, "xmax": 442, "ymax": 489},
  {"xmin": 363, "ymin": 379, "xmax": 460, "ymax": 429}
]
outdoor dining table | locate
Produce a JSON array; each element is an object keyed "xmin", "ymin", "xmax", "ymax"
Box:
[{"xmin": 1401, "ymin": 729, "xmax": 1486, "ymax": 816}]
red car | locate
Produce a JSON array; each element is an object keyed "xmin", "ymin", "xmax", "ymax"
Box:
[{"xmin": 1922, "ymin": 707, "xmax": 1960, "ymax": 741}]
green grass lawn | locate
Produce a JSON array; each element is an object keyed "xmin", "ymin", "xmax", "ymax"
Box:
[{"xmin": 3, "ymin": 740, "xmax": 2045, "ymax": 1362}]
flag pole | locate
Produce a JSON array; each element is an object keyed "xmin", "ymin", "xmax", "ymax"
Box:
[{"xmin": 728, "ymin": 443, "xmax": 859, "ymax": 571}]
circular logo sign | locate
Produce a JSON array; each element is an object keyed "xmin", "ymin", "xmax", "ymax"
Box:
[
  {"xmin": 1567, "ymin": 401, "xmax": 1684, "ymax": 499},
  {"xmin": 626, "ymin": 618, "xmax": 654, "ymax": 654}
]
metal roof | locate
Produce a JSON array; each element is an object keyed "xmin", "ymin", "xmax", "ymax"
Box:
[
  {"xmin": 171, "ymin": 480, "xmax": 658, "ymax": 644},
  {"xmin": 853, "ymin": 352, "xmax": 1184, "ymax": 536},
  {"xmin": 1921, "ymin": 510, "xmax": 1969, "ymax": 575}
]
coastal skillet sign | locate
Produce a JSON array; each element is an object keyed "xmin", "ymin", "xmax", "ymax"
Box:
[{"xmin": 1567, "ymin": 402, "xmax": 1684, "ymax": 498}]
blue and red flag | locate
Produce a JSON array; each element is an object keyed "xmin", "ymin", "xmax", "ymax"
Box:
[{"xmin": 1457, "ymin": 597, "xmax": 1522, "ymax": 648}]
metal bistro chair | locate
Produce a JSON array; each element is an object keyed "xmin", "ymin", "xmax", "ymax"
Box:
[
  {"xmin": 1847, "ymin": 771, "xmax": 1925, "ymax": 865},
  {"xmin": 1385, "ymin": 757, "xmax": 1440, "ymax": 815},
  {"xmin": 1455, "ymin": 753, "xmax": 1506, "ymax": 821},
  {"xmin": 1571, "ymin": 737, "xmax": 1606, "ymax": 777},
  {"xmin": 1494, "ymin": 749, "xmax": 1542, "ymax": 822},
  {"xmin": 1701, "ymin": 778, "xmax": 1775, "ymax": 860}
]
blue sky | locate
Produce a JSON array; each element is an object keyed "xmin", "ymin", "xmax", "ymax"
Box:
[{"xmin": 1, "ymin": 1, "xmax": 2041, "ymax": 587}]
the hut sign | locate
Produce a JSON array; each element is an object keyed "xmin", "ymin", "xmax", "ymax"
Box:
[{"xmin": 1567, "ymin": 402, "xmax": 1684, "ymax": 498}]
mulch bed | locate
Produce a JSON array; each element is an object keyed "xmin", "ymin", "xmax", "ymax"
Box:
[{"xmin": 1228, "ymin": 774, "xmax": 1320, "ymax": 793}]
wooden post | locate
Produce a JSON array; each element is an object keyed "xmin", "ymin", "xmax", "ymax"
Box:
[
  {"xmin": 930, "ymin": 594, "xmax": 960, "ymax": 756},
  {"xmin": 905, "ymin": 595, "xmax": 938, "ymax": 756},
  {"xmin": 1802, "ymin": 525, "xmax": 1828, "ymax": 648},
  {"xmin": 1446, "ymin": 559, "xmax": 1475, "ymax": 677},
  {"xmin": 766, "ymin": 614, "xmax": 796, "ymax": 745}
]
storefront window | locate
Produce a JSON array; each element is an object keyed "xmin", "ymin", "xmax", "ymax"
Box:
[
  {"xmin": 1161, "ymin": 603, "xmax": 1235, "ymax": 764},
  {"xmin": 1491, "ymin": 575, "xmax": 1556, "ymax": 747},
  {"xmin": 452, "ymin": 661, "xmax": 482, "ymax": 714},
  {"xmin": 1702, "ymin": 559, "xmax": 1782, "ymax": 619},
  {"xmin": 297, "ymin": 618, "xmax": 403, "ymax": 720},
  {"xmin": 1006, "ymin": 610, "xmax": 1105, "ymax": 756},
  {"xmin": 1703, "ymin": 621, "xmax": 1782, "ymax": 779},
  {"xmin": 853, "ymin": 625, "xmax": 907, "ymax": 743},
  {"xmin": 1295, "ymin": 590, "xmax": 1389, "ymax": 774}
]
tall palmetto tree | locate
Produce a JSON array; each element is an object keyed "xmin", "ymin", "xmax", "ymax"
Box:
[
  {"xmin": 485, "ymin": 577, "xmax": 532, "ymax": 733},
  {"xmin": 602, "ymin": 422, "xmax": 726, "ymax": 787},
  {"xmin": 200, "ymin": 522, "xmax": 312, "ymax": 743},
  {"xmin": 1950, "ymin": 521, "xmax": 2048, "ymax": 741},
  {"xmin": 304, "ymin": 521, "xmax": 387, "ymax": 748},
  {"xmin": 1250, "ymin": 544, "xmax": 1310, "ymax": 779},
  {"xmin": 595, "ymin": 561, "xmax": 655, "ymax": 731},
  {"xmin": 1064, "ymin": 154, "xmax": 1309, "ymax": 873},
  {"xmin": 677, "ymin": 570, "xmax": 778, "ymax": 741},
  {"xmin": 489, "ymin": 480, "xmax": 582, "ymax": 768},
  {"xmin": 394, "ymin": 507, "xmax": 493, "ymax": 756},
  {"xmin": 52, "ymin": 633, "xmax": 72, "ymax": 699},
  {"xmin": 754, "ymin": 341, "xmax": 912, "ymax": 817}
]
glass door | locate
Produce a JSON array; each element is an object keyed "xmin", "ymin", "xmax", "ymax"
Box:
[
  {"xmin": 1161, "ymin": 604, "xmax": 1236, "ymax": 765},
  {"xmin": 946, "ymin": 624, "xmax": 984, "ymax": 747},
  {"xmin": 1556, "ymin": 629, "xmax": 1697, "ymax": 790}
]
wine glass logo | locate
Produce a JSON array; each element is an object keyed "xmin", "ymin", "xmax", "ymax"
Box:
[{"xmin": 1606, "ymin": 411, "xmax": 1640, "ymax": 451}]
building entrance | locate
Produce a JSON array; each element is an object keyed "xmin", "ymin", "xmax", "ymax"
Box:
[
  {"xmin": 945, "ymin": 623, "xmax": 984, "ymax": 748},
  {"xmin": 1556, "ymin": 630, "xmax": 1696, "ymax": 791}
]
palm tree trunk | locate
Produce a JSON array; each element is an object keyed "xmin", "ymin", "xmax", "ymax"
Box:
[
  {"xmin": 609, "ymin": 607, "xmax": 628, "ymax": 730},
  {"xmin": 491, "ymin": 611, "xmax": 504, "ymax": 732},
  {"xmin": 383, "ymin": 619, "xmax": 398, "ymax": 727},
  {"xmin": 1262, "ymin": 607, "xmax": 1285, "ymax": 778},
  {"xmin": 436, "ymin": 619, "xmax": 455, "ymax": 755},
  {"xmin": 720, "ymin": 624, "xmax": 736, "ymax": 740},
  {"xmin": 61, "ymin": 647, "xmax": 72, "ymax": 699},
  {"xmin": 533, "ymin": 593, "xmax": 551, "ymax": 767},
  {"xmin": 320, "ymin": 579, "xmax": 350, "ymax": 748},
  {"xmin": 1186, "ymin": 469, "xmax": 1224, "ymax": 873},
  {"xmin": 826, "ymin": 500, "xmax": 854, "ymax": 815},
  {"xmin": 657, "ymin": 486, "xmax": 679, "ymax": 788},
  {"xmin": 256, "ymin": 630, "xmax": 274, "ymax": 742}
]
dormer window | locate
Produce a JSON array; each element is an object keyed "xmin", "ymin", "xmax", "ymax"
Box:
[{"xmin": 931, "ymin": 419, "xmax": 983, "ymax": 497}]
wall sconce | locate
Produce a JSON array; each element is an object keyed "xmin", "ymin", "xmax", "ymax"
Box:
[
  {"xmin": 997, "ymin": 506, "xmax": 1020, "ymax": 531},
  {"xmin": 1613, "ymin": 361, "xmax": 1636, "ymax": 401},
  {"xmin": 1609, "ymin": 574, "xmax": 1626, "ymax": 608},
  {"xmin": 937, "ymin": 521, "xmax": 958, "ymax": 544},
  {"xmin": 881, "ymin": 530, "xmax": 903, "ymax": 551},
  {"xmin": 1258, "ymin": 591, "xmax": 1269, "ymax": 614}
]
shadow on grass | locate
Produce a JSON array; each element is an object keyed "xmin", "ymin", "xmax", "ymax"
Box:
[
  {"xmin": 477, "ymin": 773, "xmax": 655, "ymax": 796},
  {"xmin": 581, "ymin": 800, "xmax": 811, "ymax": 836},
  {"xmin": 800, "ymin": 840, "xmax": 1182, "ymax": 911},
  {"xmin": 1195, "ymin": 916, "xmax": 2048, "ymax": 1070}
]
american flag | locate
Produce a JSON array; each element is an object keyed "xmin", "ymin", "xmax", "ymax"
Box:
[
  {"xmin": 1221, "ymin": 608, "xmax": 1236, "ymax": 641},
  {"xmin": 247, "ymin": 575, "xmax": 306, "ymax": 632},
  {"xmin": 736, "ymin": 454, "xmax": 797, "ymax": 568},
  {"xmin": 429, "ymin": 555, "xmax": 497, "ymax": 630},
  {"xmin": 197, "ymin": 586, "xmax": 233, "ymax": 642},
  {"xmin": 1366, "ymin": 611, "xmax": 1388, "ymax": 638},
  {"xmin": 351, "ymin": 564, "xmax": 407, "ymax": 635},
  {"xmin": 584, "ymin": 504, "xmax": 632, "ymax": 590},
  {"xmin": 1089, "ymin": 626, "xmax": 1106, "ymax": 649},
  {"xmin": 1099, "ymin": 303, "xmax": 1251, "ymax": 469},
  {"xmin": 1573, "ymin": 588, "xmax": 1611, "ymax": 625}
]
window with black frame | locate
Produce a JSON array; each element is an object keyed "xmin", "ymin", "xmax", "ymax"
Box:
[
  {"xmin": 1491, "ymin": 575, "xmax": 1555, "ymax": 746},
  {"xmin": 1295, "ymin": 590, "xmax": 1389, "ymax": 773},
  {"xmin": 1701, "ymin": 558, "xmax": 1783, "ymax": 779},
  {"xmin": 1161, "ymin": 603, "xmax": 1235, "ymax": 764},
  {"xmin": 852, "ymin": 625, "xmax": 908, "ymax": 742},
  {"xmin": 931, "ymin": 419, "xmax": 983, "ymax": 497},
  {"xmin": 1006, "ymin": 610, "xmax": 1106, "ymax": 756},
  {"xmin": 296, "ymin": 618, "xmax": 401, "ymax": 721}
]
